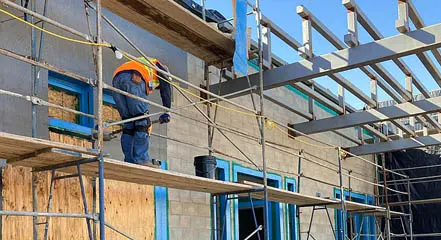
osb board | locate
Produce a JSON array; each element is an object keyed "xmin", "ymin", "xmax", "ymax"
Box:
[
  {"xmin": 103, "ymin": 178, "xmax": 155, "ymax": 239},
  {"xmin": 2, "ymin": 166, "xmax": 155, "ymax": 239},
  {"xmin": 103, "ymin": 104, "xmax": 122, "ymax": 132},
  {"xmin": 48, "ymin": 87, "xmax": 79, "ymax": 123},
  {"xmin": 49, "ymin": 132, "xmax": 93, "ymax": 149},
  {"xmin": 100, "ymin": 0, "xmax": 235, "ymax": 65},
  {"xmin": 0, "ymin": 132, "xmax": 97, "ymax": 158},
  {"xmin": 0, "ymin": 131, "xmax": 155, "ymax": 239},
  {"xmin": 2, "ymin": 166, "xmax": 95, "ymax": 239}
]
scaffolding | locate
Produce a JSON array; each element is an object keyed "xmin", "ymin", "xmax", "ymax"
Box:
[{"xmin": 1, "ymin": 0, "xmax": 441, "ymax": 239}]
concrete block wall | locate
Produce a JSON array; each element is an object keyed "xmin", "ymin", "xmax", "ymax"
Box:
[{"xmin": 166, "ymin": 54, "xmax": 376, "ymax": 239}]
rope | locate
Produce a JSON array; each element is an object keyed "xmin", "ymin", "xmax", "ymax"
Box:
[
  {"xmin": 272, "ymin": 120, "xmax": 335, "ymax": 149},
  {"xmin": 0, "ymin": 8, "xmax": 110, "ymax": 47},
  {"xmin": 121, "ymin": 53, "xmax": 263, "ymax": 118}
]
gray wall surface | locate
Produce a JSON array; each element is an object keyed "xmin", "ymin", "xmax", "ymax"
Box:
[{"xmin": 0, "ymin": 0, "xmax": 187, "ymax": 160}]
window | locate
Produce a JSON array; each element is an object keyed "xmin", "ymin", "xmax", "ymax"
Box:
[
  {"xmin": 233, "ymin": 163, "xmax": 283, "ymax": 240},
  {"xmin": 285, "ymin": 178, "xmax": 298, "ymax": 240},
  {"xmin": 214, "ymin": 159, "xmax": 231, "ymax": 240},
  {"xmin": 334, "ymin": 189, "xmax": 376, "ymax": 240},
  {"xmin": 48, "ymin": 71, "xmax": 93, "ymax": 136}
]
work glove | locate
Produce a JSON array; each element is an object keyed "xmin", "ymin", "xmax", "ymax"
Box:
[{"xmin": 159, "ymin": 113, "xmax": 171, "ymax": 124}]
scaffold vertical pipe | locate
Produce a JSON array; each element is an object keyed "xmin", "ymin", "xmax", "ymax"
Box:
[
  {"xmin": 383, "ymin": 153, "xmax": 391, "ymax": 240},
  {"xmin": 337, "ymin": 147, "xmax": 346, "ymax": 240},
  {"xmin": 95, "ymin": 0, "xmax": 105, "ymax": 239},
  {"xmin": 297, "ymin": 150, "xmax": 302, "ymax": 240},
  {"xmin": 206, "ymin": 63, "xmax": 212, "ymax": 157},
  {"xmin": 407, "ymin": 178, "xmax": 413, "ymax": 240},
  {"xmin": 201, "ymin": 0, "xmax": 206, "ymax": 21},
  {"xmin": 255, "ymin": 0, "xmax": 269, "ymax": 239},
  {"xmin": 348, "ymin": 170, "xmax": 353, "ymax": 239},
  {"xmin": 30, "ymin": 1, "xmax": 38, "ymax": 239}
]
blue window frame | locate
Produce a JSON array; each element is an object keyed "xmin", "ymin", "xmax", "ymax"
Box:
[
  {"xmin": 334, "ymin": 189, "xmax": 376, "ymax": 240},
  {"xmin": 48, "ymin": 71, "xmax": 93, "ymax": 135},
  {"xmin": 285, "ymin": 177, "xmax": 298, "ymax": 240},
  {"xmin": 232, "ymin": 163, "xmax": 283, "ymax": 240},
  {"xmin": 214, "ymin": 159, "xmax": 232, "ymax": 240},
  {"xmin": 155, "ymin": 161, "xmax": 169, "ymax": 240}
]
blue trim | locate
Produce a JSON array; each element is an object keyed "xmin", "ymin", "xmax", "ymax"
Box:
[
  {"xmin": 215, "ymin": 159, "xmax": 232, "ymax": 240},
  {"xmin": 103, "ymin": 91, "xmax": 116, "ymax": 105},
  {"xmin": 232, "ymin": 163, "xmax": 283, "ymax": 240},
  {"xmin": 155, "ymin": 161, "xmax": 169, "ymax": 240},
  {"xmin": 48, "ymin": 71, "xmax": 94, "ymax": 128},
  {"xmin": 284, "ymin": 178, "xmax": 298, "ymax": 240},
  {"xmin": 334, "ymin": 189, "xmax": 376, "ymax": 240},
  {"xmin": 49, "ymin": 118, "xmax": 92, "ymax": 136}
]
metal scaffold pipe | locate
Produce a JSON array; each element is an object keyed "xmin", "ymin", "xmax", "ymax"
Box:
[
  {"xmin": 255, "ymin": 0, "xmax": 269, "ymax": 239},
  {"xmin": 95, "ymin": 0, "xmax": 105, "ymax": 239}
]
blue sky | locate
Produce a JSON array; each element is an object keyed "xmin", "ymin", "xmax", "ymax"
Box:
[{"xmin": 204, "ymin": 0, "xmax": 441, "ymax": 109}]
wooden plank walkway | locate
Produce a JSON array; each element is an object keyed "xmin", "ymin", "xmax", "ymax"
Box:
[
  {"xmin": 0, "ymin": 132, "xmax": 401, "ymax": 214},
  {"xmin": 100, "ymin": 0, "xmax": 235, "ymax": 65}
]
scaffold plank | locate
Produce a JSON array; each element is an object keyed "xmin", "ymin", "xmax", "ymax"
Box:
[
  {"xmin": 100, "ymin": 0, "xmax": 235, "ymax": 65},
  {"xmin": 242, "ymin": 181, "xmax": 393, "ymax": 213},
  {"xmin": 0, "ymin": 132, "xmax": 399, "ymax": 213}
]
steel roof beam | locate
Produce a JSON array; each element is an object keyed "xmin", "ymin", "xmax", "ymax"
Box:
[
  {"xmin": 292, "ymin": 96, "xmax": 441, "ymax": 135},
  {"xmin": 405, "ymin": 0, "xmax": 441, "ymax": 69},
  {"xmin": 347, "ymin": 133, "xmax": 441, "ymax": 155},
  {"xmin": 211, "ymin": 24, "xmax": 441, "ymax": 98}
]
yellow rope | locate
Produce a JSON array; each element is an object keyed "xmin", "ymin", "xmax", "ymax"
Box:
[
  {"xmin": 0, "ymin": 8, "xmax": 111, "ymax": 47},
  {"xmin": 122, "ymin": 53, "xmax": 264, "ymax": 118},
  {"xmin": 0, "ymin": 7, "xmax": 340, "ymax": 151},
  {"xmin": 273, "ymin": 122, "xmax": 336, "ymax": 149}
]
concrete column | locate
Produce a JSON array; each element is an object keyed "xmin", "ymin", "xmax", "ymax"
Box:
[
  {"xmin": 396, "ymin": 0, "xmax": 410, "ymax": 33},
  {"xmin": 344, "ymin": 7, "xmax": 358, "ymax": 47},
  {"xmin": 338, "ymin": 85, "xmax": 346, "ymax": 114},
  {"xmin": 309, "ymin": 81, "xmax": 315, "ymax": 120},
  {"xmin": 370, "ymin": 77, "xmax": 378, "ymax": 108},
  {"xmin": 299, "ymin": 17, "xmax": 313, "ymax": 59},
  {"xmin": 262, "ymin": 24, "xmax": 272, "ymax": 69}
]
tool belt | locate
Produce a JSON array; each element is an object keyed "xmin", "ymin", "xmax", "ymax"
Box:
[{"xmin": 122, "ymin": 112, "xmax": 152, "ymax": 136}]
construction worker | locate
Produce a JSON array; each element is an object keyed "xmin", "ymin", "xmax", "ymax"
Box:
[{"xmin": 112, "ymin": 57, "xmax": 171, "ymax": 167}]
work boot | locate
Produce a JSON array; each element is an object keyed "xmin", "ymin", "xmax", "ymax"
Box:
[{"xmin": 139, "ymin": 159, "xmax": 161, "ymax": 169}]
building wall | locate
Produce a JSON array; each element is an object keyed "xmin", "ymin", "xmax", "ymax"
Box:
[
  {"xmin": 0, "ymin": 1, "xmax": 376, "ymax": 239},
  {"xmin": 167, "ymin": 55, "xmax": 376, "ymax": 240}
]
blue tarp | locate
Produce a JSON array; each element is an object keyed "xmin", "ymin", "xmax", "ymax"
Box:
[{"xmin": 233, "ymin": 0, "xmax": 248, "ymax": 76}]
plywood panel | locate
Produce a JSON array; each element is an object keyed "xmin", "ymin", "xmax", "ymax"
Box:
[
  {"xmin": 1, "ymin": 131, "xmax": 155, "ymax": 239},
  {"xmin": 48, "ymin": 87, "xmax": 79, "ymax": 124}
]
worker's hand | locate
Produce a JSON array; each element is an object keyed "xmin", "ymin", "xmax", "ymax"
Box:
[{"xmin": 159, "ymin": 113, "xmax": 171, "ymax": 124}]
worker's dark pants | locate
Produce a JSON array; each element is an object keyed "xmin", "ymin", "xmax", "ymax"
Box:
[{"xmin": 112, "ymin": 71, "xmax": 150, "ymax": 164}]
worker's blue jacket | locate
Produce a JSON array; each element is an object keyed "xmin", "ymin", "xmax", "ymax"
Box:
[{"xmin": 112, "ymin": 60, "xmax": 171, "ymax": 164}]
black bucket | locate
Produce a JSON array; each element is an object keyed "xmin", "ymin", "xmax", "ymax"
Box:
[{"xmin": 194, "ymin": 155, "xmax": 217, "ymax": 179}]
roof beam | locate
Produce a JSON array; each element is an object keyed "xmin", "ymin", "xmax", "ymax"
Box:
[
  {"xmin": 292, "ymin": 96, "xmax": 441, "ymax": 135},
  {"xmin": 261, "ymin": 12, "xmax": 302, "ymax": 51},
  {"xmin": 297, "ymin": 5, "xmax": 412, "ymax": 137},
  {"xmin": 210, "ymin": 22, "xmax": 441, "ymax": 97},
  {"xmin": 296, "ymin": 6, "xmax": 376, "ymax": 108},
  {"xmin": 347, "ymin": 133, "xmax": 441, "ymax": 155},
  {"xmin": 405, "ymin": 0, "xmax": 441, "ymax": 70}
]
